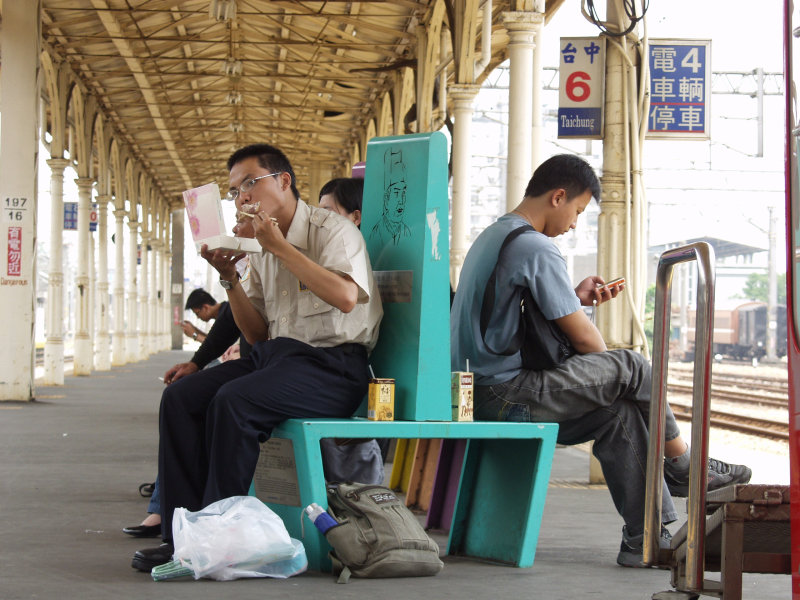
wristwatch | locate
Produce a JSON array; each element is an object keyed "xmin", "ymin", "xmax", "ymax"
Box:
[
  {"xmin": 219, "ymin": 273, "xmax": 239, "ymax": 290},
  {"xmin": 192, "ymin": 332, "xmax": 198, "ymax": 340}
]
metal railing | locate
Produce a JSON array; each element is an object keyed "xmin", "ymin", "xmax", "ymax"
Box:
[{"xmin": 643, "ymin": 242, "xmax": 716, "ymax": 592}]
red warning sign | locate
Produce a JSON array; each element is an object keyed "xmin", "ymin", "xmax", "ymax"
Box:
[{"xmin": 7, "ymin": 226, "xmax": 22, "ymax": 276}]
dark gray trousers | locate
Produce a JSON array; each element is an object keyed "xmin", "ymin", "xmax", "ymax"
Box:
[{"xmin": 475, "ymin": 349, "xmax": 680, "ymax": 535}]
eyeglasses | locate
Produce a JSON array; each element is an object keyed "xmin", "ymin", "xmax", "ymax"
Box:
[{"xmin": 225, "ymin": 172, "xmax": 281, "ymax": 201}]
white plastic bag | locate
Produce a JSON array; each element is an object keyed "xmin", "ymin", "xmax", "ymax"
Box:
[{"xmin": 171, "ymin": 495, "xmax": 307, "ymax": 581}]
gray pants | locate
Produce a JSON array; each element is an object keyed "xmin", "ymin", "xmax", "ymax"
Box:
[{"xmin": 475, "ymin": 349, "xmax": 679, "ymax": 534}]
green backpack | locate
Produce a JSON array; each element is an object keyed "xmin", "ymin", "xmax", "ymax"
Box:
[{"xmin": 323, "ymin": 482, "xmax": 444, "ymax": 583}]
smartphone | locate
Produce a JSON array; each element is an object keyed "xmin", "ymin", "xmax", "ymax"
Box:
[{"xmin": 598, "ymin": 277, "xmax": 625, "ymax": 290}]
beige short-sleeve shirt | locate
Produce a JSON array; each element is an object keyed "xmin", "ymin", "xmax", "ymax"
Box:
[{"xmin": 241, "ymin": 200, "xmax": 383, "ymax": 351}]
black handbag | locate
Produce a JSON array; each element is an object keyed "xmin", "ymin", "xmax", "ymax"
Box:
[{"xmin": 479, "ymin": 225, "xmax": 575, "ymax": 371}]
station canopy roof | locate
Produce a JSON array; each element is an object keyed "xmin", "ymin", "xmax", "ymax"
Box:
[
  {"xmin": 650, "ymin": 237, "xmax": 767, "ymax": 260},
  {"xmin": 39, "ymin": 1, "xmax": 564, "ymax": 204}
]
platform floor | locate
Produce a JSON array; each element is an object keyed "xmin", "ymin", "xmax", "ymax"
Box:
[{"xmin": 0, "ymin": 350, "xmax": 790, "ymax": 599}]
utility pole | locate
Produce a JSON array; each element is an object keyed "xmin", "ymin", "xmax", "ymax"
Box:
[
  {"xmin": 748, "ymin": 208, "xmax": 778, "ymax": 361},
  {"xmin": 767, "ymin": 206, "xmax": 778, "ymax": 361}
]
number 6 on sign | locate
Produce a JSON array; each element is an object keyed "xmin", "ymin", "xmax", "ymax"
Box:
[{"xmin": 566, "ymin": 71, "xmax": 591, "ymax": 102}]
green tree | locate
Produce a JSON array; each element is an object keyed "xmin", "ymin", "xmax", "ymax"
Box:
[{"xmin": 739, "ymin": 272, "xmax": 786, "ymax": 305}]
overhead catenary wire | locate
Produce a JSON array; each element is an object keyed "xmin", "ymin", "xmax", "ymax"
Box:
[{"xmin": 582, "ymin": 0, "xmax": 649, "ymax": 37}]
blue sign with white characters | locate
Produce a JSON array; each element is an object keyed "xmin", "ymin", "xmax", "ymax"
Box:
[
  {"xmin": 63, "ymin": 202, "xmax": 98, "ymax": 231},
  {"xmin": 64, "ymin": 201, "xmax": 78, "ymax": 230},
  {"xmin": 647, "ymin": 40, "xmax": 711, "ymax": 139}
]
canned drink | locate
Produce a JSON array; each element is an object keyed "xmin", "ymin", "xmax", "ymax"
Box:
[
  {"xmin": 368, "ymin": 378, "xmax": 395, "ymax": 421},
  {"xmin": 451, "ymin": 372, "xmax": 474, "ymax": 421}
]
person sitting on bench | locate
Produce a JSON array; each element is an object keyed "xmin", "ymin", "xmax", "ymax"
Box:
[
  {"xmin": 132, "ymin": 143, "xmax": 383, "ymax": 572},
  {"xmin": 450, "ymin": 153, "xmax": 752, "ymax": 568},
  {"xmin": 126, "ymin": 181, "xmax": 385, "ymax": 539},
  {"xmin": 124, "ymin": 285, "xmax": 251, "ymax": 538}
]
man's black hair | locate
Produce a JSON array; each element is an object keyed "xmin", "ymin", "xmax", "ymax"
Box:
[
  {"xmin": 318, "ymin": 177, "xmax": 364, "ymax": 215},
  {"xmin": 227, "ymin": 143, "xmax": 300, "ymax": 200},
  {"xmin": 524, "ymin": 154, "xmax": 602, "ymax": 202},
  {"xmin": 185, "ymin": 288, "xmax": 216, "ymax": 311}
]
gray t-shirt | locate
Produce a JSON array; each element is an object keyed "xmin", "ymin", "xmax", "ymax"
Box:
[{"xmin": 451, "ymin": 214, "xmax": 581, "ymax": 385}]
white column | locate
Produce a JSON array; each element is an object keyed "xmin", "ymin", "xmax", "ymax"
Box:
[
  {"xmin": 43, "ymin": 158, "xmax": 70, "ymax": 385},
  {"xmin": 530, "ymin": 11, "xmax": 545, "ymax": 170},
  {"xmin": 503, "ymin": 11, "xmax": 543, "ymax": 212},
  {"xmin": 448, "ymin": 84, "xmax": 481, "ymax": 289},
  {"xmin": 73, "ymin": 177, "xmax": 95, "ymax": 375},
  {"xmin": 95, "ymin": 194, "xmax": 111, "ymax": 370},
  {"xmin": 88, "ymin": 229, "xmax": 96, "ymax": 366},
  {"xmin": 139, "ymin": 235, "xmax": 150, "ymax": 358},
  {"xmin": 0, "ymin": 1, "xmax": 40, "ymax": 400},
  {"xmin": 111, "ymin": 208, "xmax": 127, "ymax": 365},
  {"xmin": 126, "ymin": 220, "xmax": 140, "ymax": 362}
]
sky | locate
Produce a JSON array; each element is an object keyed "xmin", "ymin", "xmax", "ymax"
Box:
[
  {"xmin": 536, "ymin": 1, "xmax": 786, "ymax": 257},
  {"xmin": 543, "ymin": 1, "xmax": 782, "ymax": 72}
]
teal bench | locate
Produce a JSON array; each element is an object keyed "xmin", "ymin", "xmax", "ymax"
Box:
[
  {"xmin": 250, "ymin": 132, "xmax": 559, "ymax": 571},
  {"xmin": 260, "ymin": 419, "xmax": 558, "ymax": 571}
]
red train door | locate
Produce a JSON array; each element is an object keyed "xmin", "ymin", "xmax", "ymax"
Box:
[{"xmin": 785, "ymin": 1, "xmax": 800, "ymax": 595}]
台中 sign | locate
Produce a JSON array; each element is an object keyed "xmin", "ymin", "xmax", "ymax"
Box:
[
  {"xmin": 647, "ymin": 39, "xmax": 711, "ymax": 140},
  {"xmin": 558, "ymin": 37, "xmax": 606, "ymax": 139}
]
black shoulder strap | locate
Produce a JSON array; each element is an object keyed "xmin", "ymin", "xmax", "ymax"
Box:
[{"xmin": 479, "ymin": 225, "xmax": 534, "ymax": 355}]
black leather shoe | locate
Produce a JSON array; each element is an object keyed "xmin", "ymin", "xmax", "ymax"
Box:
[
  {"xmin": 123, "ymin": 524, "xmax": 161, "ymax": 538},
  {"xmin": 131, "ymin": 543, "xmax": 174, "ymax": 572}
]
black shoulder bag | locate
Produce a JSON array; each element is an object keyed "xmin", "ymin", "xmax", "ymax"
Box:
[{"xmin": 479, "ymin": 225, "xmax": 576, "ymax": 371}]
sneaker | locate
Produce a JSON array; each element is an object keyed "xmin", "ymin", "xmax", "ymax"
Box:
[
  {"xmin": 664, "ymin": 457, "xmax": 752, "ymax": 498},
  {"xmin": 616, "ymin": 525, "xmax": 672, "ymax": 568}
]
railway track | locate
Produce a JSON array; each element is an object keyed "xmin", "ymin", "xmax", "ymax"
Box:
[
  {"xmin": 670, "ymin": 370, "xmax": 788, "ymax": 393},
  {"xmin": 666, "ymin": 381, "xmax": 787, "ymax": 408},
  {"xmin": 671, "ymin": 403, "xmax": 789, "ymax": 442},
  {"xmin": 666, "ymin": 366, "xmax": 789, "ymax": 441}
]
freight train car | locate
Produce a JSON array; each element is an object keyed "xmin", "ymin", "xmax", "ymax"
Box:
[{"xmin": 683, "ymin": 301, "xmax": 787, "ymax": 361}]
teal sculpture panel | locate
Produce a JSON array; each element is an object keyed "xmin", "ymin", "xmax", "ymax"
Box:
[{"xmin": 360, "ymin": 132, "xmax": 451, "ymax": 421}]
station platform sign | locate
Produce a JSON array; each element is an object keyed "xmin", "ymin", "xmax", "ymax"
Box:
[
  {"xmin": 64, "ymin": 202, "xmax": 98, "ymax": 232},
  {"xmin": 647, "ymin": 39, "xmax": 711, "ymax": 140},
  {"xmin": 558, "ymin": 36, "xmax": 606, "ymax": 139}
]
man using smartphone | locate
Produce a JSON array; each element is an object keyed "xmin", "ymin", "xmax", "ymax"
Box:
[{"xmin": 451, "ymin": 154, "xmax": 752, "ymax": 568}]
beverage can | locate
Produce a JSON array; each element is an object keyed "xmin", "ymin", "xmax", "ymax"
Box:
[
  {"xmin": 451, "ymin": 371, "xmax": 474, "ymax": 421},
  {"xmin": 367, "ymin": 378, "xmax": 395, "ymax": 421}
]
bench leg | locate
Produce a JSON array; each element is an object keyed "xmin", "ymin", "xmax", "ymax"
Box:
[
  {"xmin": 255, "ymin": 424, "xmax": 333, "ymax": 571},
  {"xmin": 447, "ymin": 435, "xmax": 557, "ymax": 567}
]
